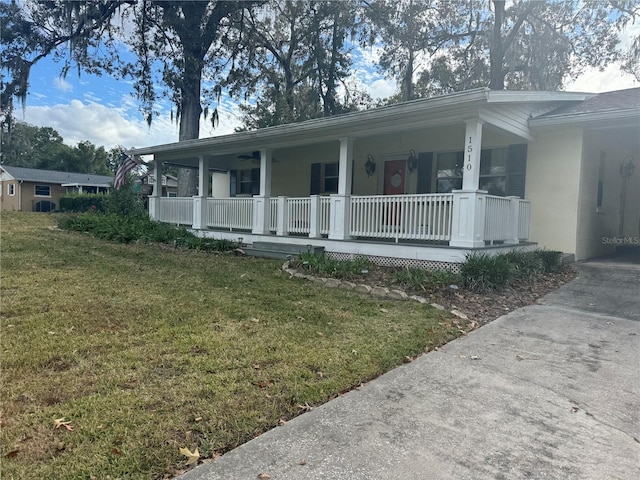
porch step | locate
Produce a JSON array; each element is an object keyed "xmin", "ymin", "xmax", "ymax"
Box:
[{"xmin": 244, "ymin": 242, "xmax": 324, "ymax": 260}]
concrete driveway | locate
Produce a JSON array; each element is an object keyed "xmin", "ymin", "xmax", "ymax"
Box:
[{"xmin": 178, "ymin": 259, "xmax": 640, "ymax": 480}]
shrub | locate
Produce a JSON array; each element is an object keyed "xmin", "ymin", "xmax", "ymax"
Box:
[
  {"xmin": 394, "ymin": 267, "xmax": 460, "ymax": 290},
  {"xmin": 60, "ymin": 194, "xmax": 108, "ymax": 213},
  {"xmin": 503, "ymin": 250, "xmax": 544, "ymax": 282},
  {"xmin": 535, "ymin": 249, "xmax": 563, "ymax": 273},
  {"xmin": 460, "ymin": 253, "xmax": 511, "ymax": 292},
  {"xmin": 103, "ymin": 181, "xmax": 145, "ymax": 217},
  {"xmin": 297, "ymin": 252, "xmax": 371, "ymax": 280},
  {"xmin": 57, "ymin": 213, "xmax": 237, "ymax": 251}
]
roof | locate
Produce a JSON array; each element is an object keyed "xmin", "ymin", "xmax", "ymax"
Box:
[
  {"xmin": 530, "ymin": 87, "xmax": 640, "ymax": 128},
  {"xmin": 129, "ymin": 88, "xmax": 592, "ymax": 160},
  {"xmin": 0, "ymin": 165, "xmax": 114, "ymax": 187}
]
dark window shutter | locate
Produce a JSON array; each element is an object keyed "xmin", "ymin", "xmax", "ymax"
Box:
[
  {"xmin": 310, "ymin": 163, "xmax": 321, "ymax": 195},
  {"xmin": 507, "ymin": 144, "xmax": 527, "ymax": 197},
  {"xmin": 230, "ymin": 170, "xmax": 237, "ymax": 197},
  {"xmin": 417, "ymin": 152, "xmax": 433, "ymax": 193},
  {"xmin": 251, "ymin": 168, "xmax": 260, "ymax": 195}
]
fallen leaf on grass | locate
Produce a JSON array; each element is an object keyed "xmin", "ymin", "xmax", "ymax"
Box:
[
  {"xmin": 299, "ymin": 459, "xmax": 307, "ymax": 465},
  {"xmin": 258, "ymin": 473, "xmax": 271, "ymax": 479},
  {"xmin": 380, "ymin": 308, "xmax": 388, "ymax": 313},
  {"xmin": 3, "ymin": 449, "xmax": 19, "ymax": 458},
  {"xmin": 278, "ymin": 418, "xmax": 287, "ymax": 426},
  {"xmin": 180, "ymin": 447, "xmax": 200, "ymax": 465},
  {"xmin": 53, "ymin": 418, "xmax": 73, "ymax": 431},
  {"xmin": 297, "ymin": 403, "xmax": 313, "ymax": 412}
]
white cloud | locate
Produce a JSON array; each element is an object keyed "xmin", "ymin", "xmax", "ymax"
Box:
[
  {"xmin": 565, "ymin": 63, "xmax": 638, "ymax": 93},
  {"xmin": 53, "ymin": 77, "xmax": 73, "ymax": 92},
  {"xmin": 20, "ymin": 96, "xmax": 243, "ymax": 151}
]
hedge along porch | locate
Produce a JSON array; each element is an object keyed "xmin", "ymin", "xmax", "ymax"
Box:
[{"xmin": 130, "ymin": 88, "xmax": 639, "ymax": 266}]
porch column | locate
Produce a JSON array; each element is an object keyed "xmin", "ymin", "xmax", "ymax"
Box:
[
  {"xmin": 462, "ymin": 119, "xmax": 483, "ymax": 190},
  {"xmin": 276, "ymin": 196, "xmax": 288, "ymax": 236},
  {"xmin": 252, "ymin": 149, "xmax": 273, "ymax": 235},
  {"xmin": 193, "ymin": 156, "xmax": 209, "ymax": 229},
  {"xmin": 148, "ymin": 159, "xmax": 163, "ymax": 220},
  {"xmin": 450, "ymin": 120, "xmax": 487, "ymax": 247},
  {"xmin": 329, "ymin": 138, "xmax": 353, "ymax": 240}
]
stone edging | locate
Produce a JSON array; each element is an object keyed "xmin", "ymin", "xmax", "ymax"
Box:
[{"xmin": 282, "ymin": 261, "xmax": 468, "ymax": 320}]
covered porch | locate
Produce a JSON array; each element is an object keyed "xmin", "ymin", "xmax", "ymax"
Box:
[{"xmin": 132, "ymin": 89, "xmax": 581, "ymax": 265}]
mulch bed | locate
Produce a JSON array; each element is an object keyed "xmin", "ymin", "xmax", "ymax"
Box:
[{"xmin": 295, "ymin": 264, "xmax": 577, "ymax": 327}]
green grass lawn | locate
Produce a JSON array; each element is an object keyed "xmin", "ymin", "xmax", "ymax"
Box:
[{"xmin": 0, "ymin": 213, "xmax": 464, "ymax": 479}]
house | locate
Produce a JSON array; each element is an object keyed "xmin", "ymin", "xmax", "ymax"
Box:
[
  {"xmin": 0, "ymin": 166, "xmax": 113, "ymax": 212},
  {"xmin": 129, "ymin": 87, "xmax": 640, "ymax": 267},
  {"xmin": 135, "ymin": 172, "xmax": 178, "ymax": 197}
]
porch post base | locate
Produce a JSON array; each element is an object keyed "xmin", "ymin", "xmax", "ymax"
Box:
[
  {"xmin": 192, "ymin": 196, "xmax": 207, "ymax": 230},
  {"xmin": 328, "ymin": 195, "xmax": 351, "ymax": 240},
  {"xmin": 252, "ymin": 196, "xmax": 271, "ymax": 235},
  {"xmin": 449, "ymin": 189, "xmax": 487, "ymax": 248},
  {"xmin": 148, "ymin": 197, "xmax": 157, "ymax": 220}
]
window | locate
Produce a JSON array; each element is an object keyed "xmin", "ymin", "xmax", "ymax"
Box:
[
  {"xmin": 35, "ymin": 185, "xmax": 51, "ymax": 197},
  {"xmin": 9, "ymin": 183, "xmax": 15, "ymax": 196},
  {"xmin": 230, "ymin": 168, "xmax": 259, "ymax": 196},
  {"xmin": 428, "ymin": 145, "xmax": 527, "ymax": 197},
  {"xmin": 310, "ymin": 162, "xmax": 339, "ymax": 195},
  {"xmin": 435, "ymin": 152, "xmax": 463, "ymax": 193}
]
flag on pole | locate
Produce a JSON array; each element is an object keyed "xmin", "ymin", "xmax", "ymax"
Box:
[{"xmin": 114, "ymin": 153, "xmax": 139, "ymax": 190}]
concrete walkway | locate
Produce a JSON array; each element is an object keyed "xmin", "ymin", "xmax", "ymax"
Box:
[{"xmin": 178, "ymin": 260, "xmax": 640, "ymax": 480}]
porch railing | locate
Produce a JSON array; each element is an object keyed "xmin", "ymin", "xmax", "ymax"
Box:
[
  {"xmin": 518, "ymin": 200, "xmax": 531, "ymax": 240},
  {"xmin": 156, "ymin": 197, "xmax": 193, "ymax": 225},
  {"xmin": 484, "ymin": 195, "xmax": 512, "ymax": 243},
  {"xmin": 350, "ymin": 194, "xmax": 453, "ymax": 241},
  {"xmin": 206, "ymin": 197, "xmax": 253, "ymax": 231},
  {"xmin": 151, "ymin": 193, "xmax": 530, "ymax": 245}
]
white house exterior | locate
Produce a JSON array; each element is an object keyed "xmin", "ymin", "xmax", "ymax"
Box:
[{"xmin": 130, "ymin": 88, "xmax": 639, "ymax": 266}]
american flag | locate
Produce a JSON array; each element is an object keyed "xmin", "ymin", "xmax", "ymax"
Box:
[{"xmin": 114, "ymin": 154, "xmax": 139, "ymax": 190}]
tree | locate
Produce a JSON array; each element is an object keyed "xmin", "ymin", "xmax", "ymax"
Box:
[
  {"xmin": 0, "ymin": 121, "xmax": 113, "ymax": 174},
  {"xmin": 228, "ymin": 0, "xmax": 360, "ymax": 129},
  {"xmin": 375, "ymin": 0, "xmax": 636, "ymax": 99},
  {"xmin": 1, "ymin": 1, "xmax": 254, "ymax": 195}
]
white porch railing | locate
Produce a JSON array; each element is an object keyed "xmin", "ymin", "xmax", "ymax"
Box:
[
  {"xmin": 151, "ymin": 193, "xmax": 530, "ymax": 246},
  {"xmin": 156, "ymin": 197, "xmax": 193, "ymax": 225},
  {"xmin": 350, "ymin": 194, "xmax": 453, "ymax": 241},
  {"xmin": 484, "ymin": 195, "xmax": 512, "ymax": 243},
  {"xmin": 518, "ymin": 200, "xmax": 531, "ymax": 240},
  {"xmin": 206, "ymin": 198, "xmax": 253, "ymax": 231},
  {"xmin": 319, "ymin": 197, "xmax": 331, "ymax": 236}
]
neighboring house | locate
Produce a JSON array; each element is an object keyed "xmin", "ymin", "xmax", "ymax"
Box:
[
  {"xmin": 131, "ymin": 87, "xmax": 639, "ymax": 266},
  {"xmin": 0, "ymin": 166, "xmax": 113, "ymax": 213},
  {"xmin": 135, "ymin": 172, "xmax": 178, "ymax": 197}
]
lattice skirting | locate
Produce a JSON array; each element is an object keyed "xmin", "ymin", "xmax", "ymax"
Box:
[{"xmin": 325, "ymin": 252, "xmax": 461, "ymax": 274}]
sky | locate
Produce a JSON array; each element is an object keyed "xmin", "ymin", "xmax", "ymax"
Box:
[{"xmin": 14, "ymin": 20, "xmax": 639, "ymax": 153}]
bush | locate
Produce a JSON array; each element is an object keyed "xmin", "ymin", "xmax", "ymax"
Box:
[
  {"xmin": 297, "ymin": 252, "xmax": 371, "ymax": 280},
  {"xmin": 535, "ymin": 249, "xmax": 563, "ymax": 273},
  {"xmin": 394, "ymin": 267, "xmax": 460, "ymax": 290},
  {"xmin": 60, "ymin": 194, "xmax": 108, "ymax": 213},
  {"xmin": 57, "ymin": 213, "xmax": 237, "ymax": 251},
  {"xmin": 503, "ymin": 250, "xmax": 544, "ymax": 282},
  {"xmin": 103, "ymin": 181, "xmax": 146, "ymax": 217},
  {"xmin": 460, "ymin": 253, "xmax": 511, "ymax": 292}
]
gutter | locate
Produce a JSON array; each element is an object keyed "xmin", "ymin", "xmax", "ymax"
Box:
[
  {"xmin": 530, "ymin": 109, "xmax": 640, "ymax": 129},
  {"xmin": 18, "ymin": 180, "xmax": 23, "ymax": 211}
]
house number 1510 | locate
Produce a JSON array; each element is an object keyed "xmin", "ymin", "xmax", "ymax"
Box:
[{"xmin": 466, "ymin": 136, "xmax": 473, "ymax": 170}]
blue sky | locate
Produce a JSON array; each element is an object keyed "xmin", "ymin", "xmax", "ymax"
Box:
[{"xmin": 17, "ymin": 28, "xmax": 639, "ymax": 153}]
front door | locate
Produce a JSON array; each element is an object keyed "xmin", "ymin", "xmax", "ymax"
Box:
[
  {"xmin": 384, "ymin": 159, "xmax": 406, "ymax": 195},
  {"xmin": 383, "ymin": 159, "xmax": 406, "ymax": 227}
]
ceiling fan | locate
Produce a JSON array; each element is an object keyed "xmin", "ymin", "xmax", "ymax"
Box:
[{"xmin": 237, "ymin": 151, "xmax": 277, "ymax": 164}]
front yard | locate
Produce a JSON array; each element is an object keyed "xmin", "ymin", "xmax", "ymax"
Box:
[{"xmin": 0, "ymin": 213, "xmax": 465, "ymax": 479}]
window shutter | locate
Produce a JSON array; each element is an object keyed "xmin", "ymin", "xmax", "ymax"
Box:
[
  {"xmin": 417, "ymin": 152, "xmax": 433, "ymax": 193},
  {"xmin": 507, "ymin": 144, "xmax": 527, "ymax": 197},
  {"xmin": 310, "ymin": 163, "xmax": 321, "ymax": 195},
  {"xmin": 230, "ymin": 170, "xmax": 237, "ymax": 197},
  {"xmin": 251, "ymin": 168, "xmax": 260, "ymax": 195}
]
